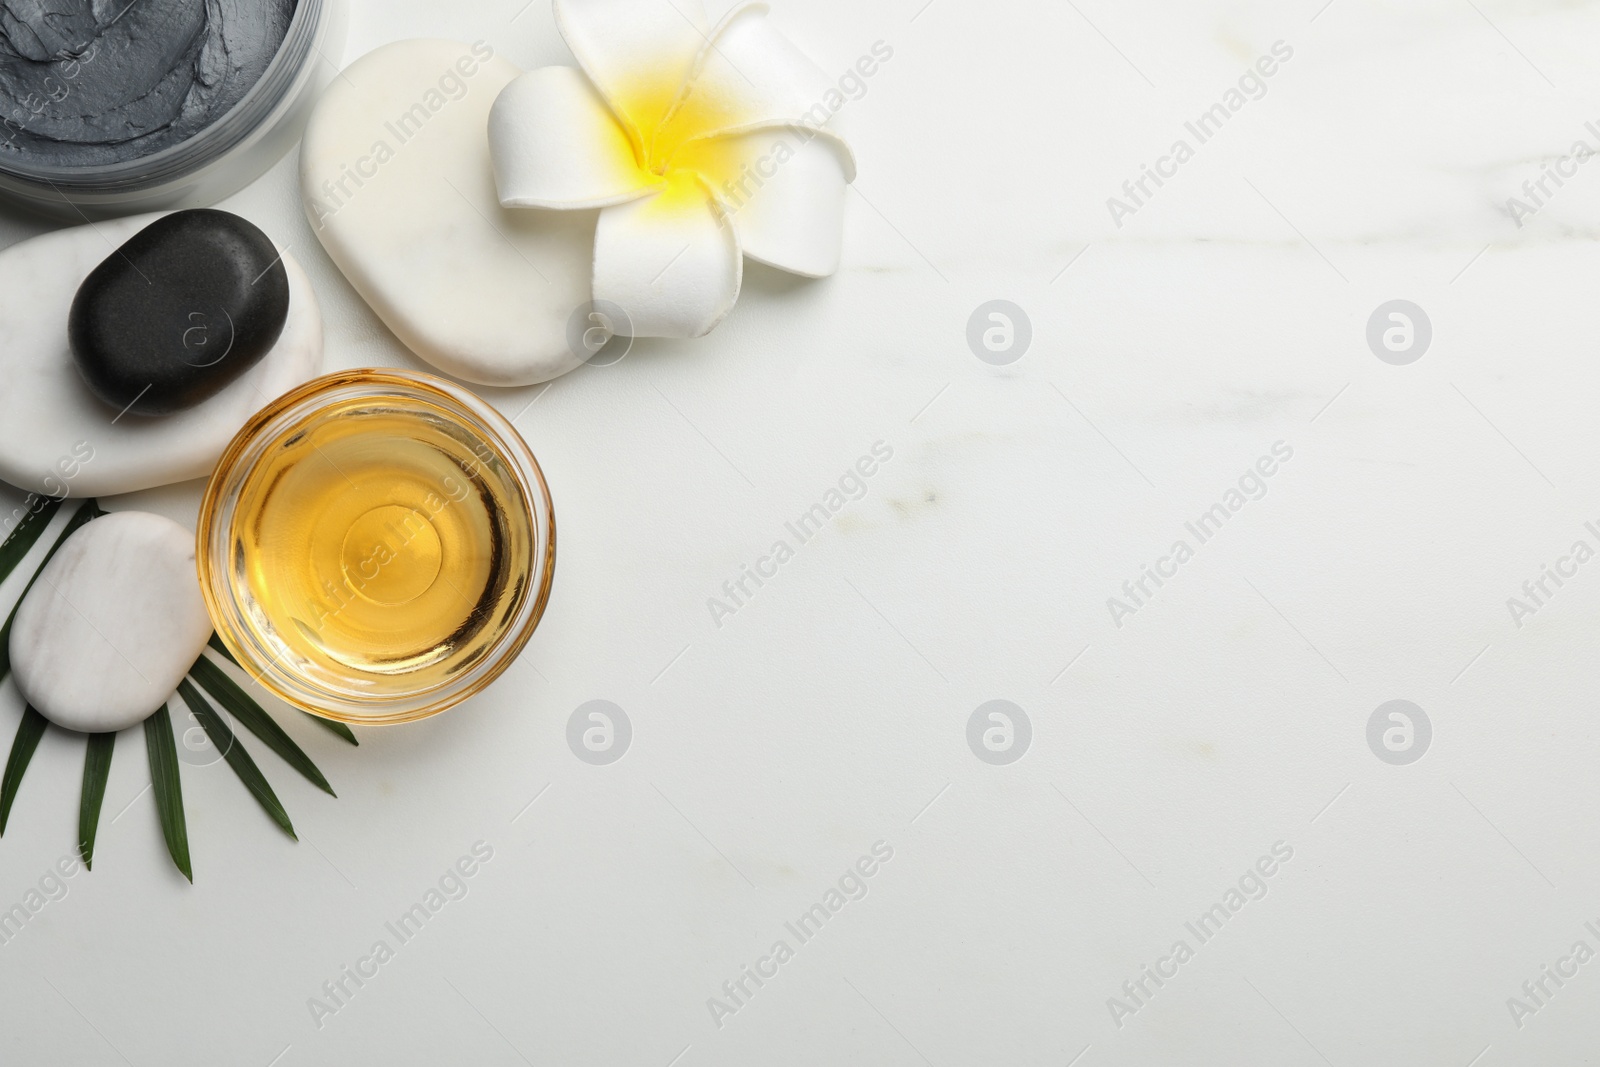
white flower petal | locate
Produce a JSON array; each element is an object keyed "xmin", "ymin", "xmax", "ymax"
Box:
[
  {"xmin": 684, "ymin": 122, "xmax": 856, "ymax": 182},
  {"xmin": 553, "ymin": 0, "xmax": 711, "ymax": 142},
  {"xmin": 655, "ymin": 3, "xmax": 835, "ymax": 151},
  {"xmin": 489, "ymin": 66, "xmax": 662, "ymax": 209},
  {"xmin": 676, "ymin": 126, "xmax": 853, "ymax": 277},
  {"xmin": 593, "ymin": 172, "xmax": 742, "ymax": 338}
]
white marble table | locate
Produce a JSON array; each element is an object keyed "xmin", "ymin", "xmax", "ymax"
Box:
[{"xmin": 1, "ymin": 0, "xmax": 1597, "ymax": 1063}]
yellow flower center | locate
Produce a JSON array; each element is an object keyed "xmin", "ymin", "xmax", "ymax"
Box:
[{"xmin": 605, "ymin": 67, "xmax": 746, "ymax": 205}]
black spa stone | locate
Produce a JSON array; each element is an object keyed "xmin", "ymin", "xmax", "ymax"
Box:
[{"xmin": 68, "ymin": 209, "xmax": 290, "ymax": 417}]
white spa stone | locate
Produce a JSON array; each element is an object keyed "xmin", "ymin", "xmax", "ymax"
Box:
[
  {"xmin": 0, "ymin": 213, "xmax": 323, "ymax": 499},
  {"xmin": 301, "ymin": 40, "xmax": 596, "ymax": 387},
  {"xmin": 10, "ymin": 512, "xmax": 213, "ymax": 734}
]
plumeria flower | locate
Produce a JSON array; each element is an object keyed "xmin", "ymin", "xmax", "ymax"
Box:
[{"xmin": 488, "ymin": 0, "xmax": 856, "ymax": 338}]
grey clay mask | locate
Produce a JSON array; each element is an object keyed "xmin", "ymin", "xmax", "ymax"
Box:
[{"xmin": 0, "ymin": 0, "xmax": 297, "ymax": 167}]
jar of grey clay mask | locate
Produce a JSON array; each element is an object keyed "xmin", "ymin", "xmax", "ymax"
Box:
[{"xmin": 0, "ymin": 0, "xmax": 346, "ymax": 219}]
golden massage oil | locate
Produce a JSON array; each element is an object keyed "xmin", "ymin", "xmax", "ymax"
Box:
[
  {"xmin": 234, "ymin": 395, "xmax": 532, "ymax": 686},
  {"xmin": 199, "ymin": 371, "xmax": 553, "ymax": 722}
]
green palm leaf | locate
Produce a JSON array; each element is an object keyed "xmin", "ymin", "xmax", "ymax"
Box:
[
  {"xmin": 0, "ymin": 499, "xmax": 102, "ymax": 682},
  {"xmin": 206, "ymin": 632, "xmax": 237, "ymax": 665},
  {"xmin": 79, "ymin": 732, "xmax": 114, "ymax": 869},
  {"xmin": 0, "ymin": 705, "xmax": 47, "ymax": 835},
  {"xmin": 187, "ymin": 655, "xmax": 335, "ymax": 797},
  {"xmin": 178, "ymin": 679, "xmax": 295, "ymax": 841},
  {"xmin": 143, "ymin": 705, "xmax": 190, "ymax": 883},
  {"xmin": 205, "ymin": 635, "xmax": 357, "ymax": 747},
  {"xmin": 0, "ymin": 501, "xmax": 361, "ymax": 878},
  {"xmin": 0, "ymin": 496, "xmax": 62, "ymax": 587},
  {"xmin": 303, "ymin": 713, "xmax": 358, "ymax": 747}
]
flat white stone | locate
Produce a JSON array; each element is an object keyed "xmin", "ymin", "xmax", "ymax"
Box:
[
  {"xmin": 301, "ymin": 40, "xmax": 595, "ymax": 387},
  {"xmin": 0, "ymin": 213, "xmax": 323, "ymax": 498},
  {"xmin": 11, "ymin": 512, "xmax": 213, "ymax": 734}
]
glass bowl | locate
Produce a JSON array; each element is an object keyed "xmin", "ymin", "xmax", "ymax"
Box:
[{"xmin": 197, "ymin": 369, "xmax": 555, "ymax": 725}]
